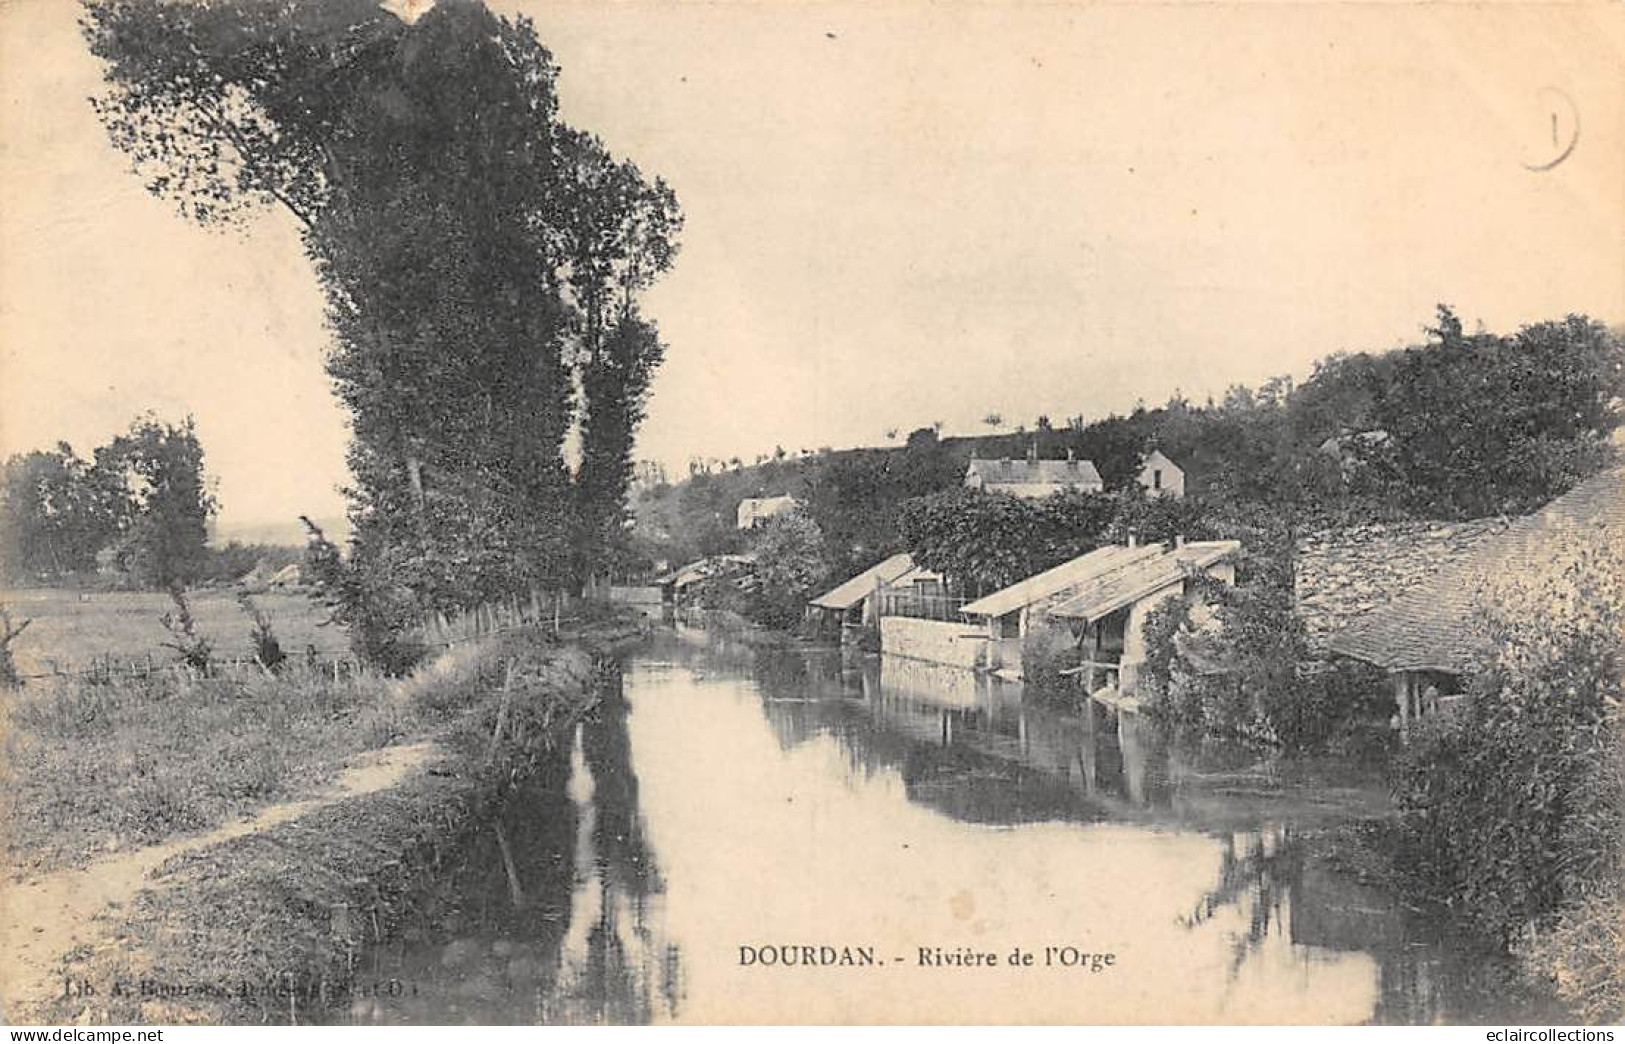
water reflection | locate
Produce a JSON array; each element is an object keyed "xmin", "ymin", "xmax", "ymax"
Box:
[
  {"xmin": 345, "ymin": 627, "xmax": 1566, "ymax": 1025},
  {"xmin": 341, "ymin": 666, "xmax": 680, "ymax": 1025}
]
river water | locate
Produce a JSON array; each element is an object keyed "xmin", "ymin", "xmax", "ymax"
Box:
[{"xmin": 338, "ymin": 624, "xmax": 1565, "ymax": 1025}]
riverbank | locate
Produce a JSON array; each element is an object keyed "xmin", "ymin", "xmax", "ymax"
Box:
[
  {"xmin": 4, "ymin": 613, "xmax": 647, "ymax": 1025},
  {"xmin": 1303, "ymin": 818, "xmax": 1591, "ymax": 1022}
]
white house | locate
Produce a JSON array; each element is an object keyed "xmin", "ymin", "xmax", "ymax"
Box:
[
  {"xmin": 1137, "ymin": 449, "xmax": 1185, "ymax": 498},
  {"xmin": 736, "ymin": 495, "xmax": 799, "ymax": 530},
  {"xmin": 965, "ymin": 453, "xmax": 1103, "ymax": 499}
]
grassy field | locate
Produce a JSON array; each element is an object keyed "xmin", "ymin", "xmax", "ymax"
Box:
[
  {"xmin": 30, "ymin": 633, "xmax": 616, "ymax": 1025},
  {"xmin": 2, "ymin": 661, "xmax": 403, "ymax": 876},
  {"xmin": 0, "ymin": 622, "xmax": 605, "ymax": 879},
  {"xmin": 2, "ymin": 587, "xmax": 348, "ymax": 677},
  {"xmin": 0, "ymin": 585, "xmax": 359, "ymax": 877}
]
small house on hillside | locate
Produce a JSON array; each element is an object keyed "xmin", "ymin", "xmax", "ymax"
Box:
[
  {"xmin": 736, "ymin": 495, "xmax": 799, "ymax": 530},
  {"xmin": 965, "ymin": 452, "xmax": 1103, "ymax": 499},
  {"xmin": 1327, "ymin": 467, "xmax": 1625, "ymax": 729},
  {"xmin": 808, "ymin": 553, "xmax": 939, "ymax": 638},
  {"xmin": 1137, "ymin": 449, "xmax": 1185, "ymax": 498}
]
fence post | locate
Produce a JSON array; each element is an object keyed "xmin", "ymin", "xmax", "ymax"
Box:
[{"xmin": 486, "ymin": 658, "xmax": 517, "ymax": 762}]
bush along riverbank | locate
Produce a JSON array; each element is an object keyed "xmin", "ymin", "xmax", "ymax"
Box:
[
  {"xmin": 20, "ymin": 613, "xmax": 647, "ymax": 1025},
  {"xmin": 1308, "ymin": 532, "xmax": 1624, "ymax": 1024}
]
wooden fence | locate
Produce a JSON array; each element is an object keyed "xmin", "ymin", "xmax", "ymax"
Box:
[{"xmin": 875, "ymin": 589, "xmax": 972, "ymax": 623}]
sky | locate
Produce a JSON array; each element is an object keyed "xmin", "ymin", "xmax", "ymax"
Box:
[{"xmin": 2, "ymin": 0, "xmax": 1622, "ymax": 535}]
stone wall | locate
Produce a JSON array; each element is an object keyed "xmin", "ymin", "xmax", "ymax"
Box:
[
  {"xmin": 1296, "ymin": 518, "xmax": 1507, "ymax": 649},
  {"xmin": 879, "ymin": 616, "xmax": 988, "ymax": 670}
]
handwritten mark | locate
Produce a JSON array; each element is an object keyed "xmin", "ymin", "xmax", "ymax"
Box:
[{"xmin": 1523, "ymin": 86, "xmax": 1579, "ymax": 173}]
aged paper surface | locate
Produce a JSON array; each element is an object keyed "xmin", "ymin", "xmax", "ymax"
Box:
[{"xmin": 2, "ymin": 0, "xmax": 1623, "ymax": 1027}]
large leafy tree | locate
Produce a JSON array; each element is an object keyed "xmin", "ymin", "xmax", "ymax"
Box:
[
  {"xmin": 83, "ymin": 0, "xmax": 680, "ymax": 611},
  {"xmin": 0, "ymin": 443, "xmax": 131, "ymax": 580},
  {"xmin": 801, "ymin": 427, "xmax": 964, "ymax": 578},
  {"xmin": 896, "ymin": 487, "xmax": 1118, "ymax": 594},
  {"xmin": 574, "ymin": 314, "xmax": 668, "ymax": 580},
  {"xmin": 557, "ymin": 131, "xmax": 680, "ymax": 578},
  {"xmin": 1298, "ymin": 308, "xmax": 1623, "ymax": 519},
  {"xmin": 99, "ymin": 416, "xmax": 218, "ymax": 589},
  {"xmin": 742, "ymin": 513, "xmax": 832, "ymax": 630}
]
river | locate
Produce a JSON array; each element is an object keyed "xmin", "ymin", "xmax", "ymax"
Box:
[{"xmin": 336, "ymin": 624, "xmax": 1565, "ymax": 1025}]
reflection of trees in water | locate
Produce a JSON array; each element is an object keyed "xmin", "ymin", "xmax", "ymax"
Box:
[
  {"xmin": 335, "ymin": 742, "xmax": 584, "ymax": 1024},
  {"xmin": 551, "ymin": 660, "xmax": 680, "ymax": 1025},
  {"xmin": 1178, "ymin": 829, "xmax": 1298, "ymax": 981},
  {"xmin": 349, "ymin": 659, "xmax": 683, "ymax": 1026},
  {"xmin": 463, "ymin": 744, "xmax": 579, "ymax": 932},
  {"xmin": 1173, "ymin": 828, "xmax": 1569, "ymax": 1025},
  {"xmin": 582, "ymin": 662, "xmax": 661, "ymax": 901}
]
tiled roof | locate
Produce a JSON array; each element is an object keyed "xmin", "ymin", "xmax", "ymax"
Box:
[
  {"xmin": 1048, "ymin": 541, "xmax": 1241, "ymax": 622},
  {"xmin": 810, "ymin": 553, "xmax": 918, "ymax": 610},
  {"xmin": 961, "ymin": 544, "xmax": 1163, "ymax": 619},
  {"xmin": 1326, "ymin": 468, "xmax": 1625, "ymax": 673},
  {"xmin": 966, "ymin": 458, "xmax": 1103, "ymax": 487}
]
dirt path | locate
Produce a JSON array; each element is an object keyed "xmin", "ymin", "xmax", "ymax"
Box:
[{"xmin": 0, "ymin": 741, "xmax": 437, "ymax": 1023}]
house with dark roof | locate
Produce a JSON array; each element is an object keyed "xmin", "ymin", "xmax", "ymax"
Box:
[
  {"xmin": 965, "ymin": 453, "xmax": 1103, "ymax": 498},
  {"xmin": 1326, "ymin": 467, "xmax": 1625, "ymax": 728}
]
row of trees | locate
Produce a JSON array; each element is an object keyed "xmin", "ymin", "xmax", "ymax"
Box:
[
  {"xmin": 84, "ymin": 0, "xmax": 680, "ymax": 626},
  {"xmin": 0, "ymin": 416, "xmax": 215, "ymax": 588},
  {"xmin": 638, "ymin": 308, "xmax": 1624, "ymax": 577}
]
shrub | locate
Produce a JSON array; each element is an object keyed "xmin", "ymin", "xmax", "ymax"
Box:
[
  {"xmin": 236, "ymin": 591, "xmax": 286, "ymax": 672},
  {"xmin": 158, "ymin": 585, "xmax": 211, "ymax": 672},
  {"xmin": 1137, "ymin": 572, "xmax": 1309, "ymax": 746},
  {"xmin": 300, "ymin": 518, "xmax": 425, "ymax": 675},
  {"xmin": 1259, "ymin": 657, "xmax": 1391, "ymax": 755},
  {"xmin": 0, "ymin": 607, "xmax": 30, "ymax": 689},
  {"xmin": 1390, "ymin": 529, "xmax": 1624, "ymax": 1004},
  {"xmin": 740, "ymin": 514, "xmax": 831, "ymax": 631},
  {"xmin": 1526, "ymin": 884, "xmax": 1624, "ymax": 1023}
]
